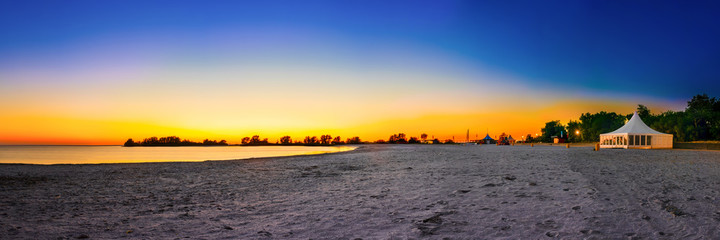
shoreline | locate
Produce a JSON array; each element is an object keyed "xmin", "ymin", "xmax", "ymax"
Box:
[{"xmin": 0, "ymin": 145, "xmax": 360, "ymax": 166}]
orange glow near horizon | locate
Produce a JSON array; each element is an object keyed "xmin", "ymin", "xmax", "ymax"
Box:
[{"xmin": 0, "ymin": 97, "xmax": 682, "ymax": 145}]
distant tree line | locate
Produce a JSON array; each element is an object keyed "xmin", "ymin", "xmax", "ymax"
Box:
[
  {"xmin": 123, "ymin": 135, "xmax": 364, "ymax": 146},
  {"xmin": 373, "ymin": 133, "xmax": 454, "ymax": 144},
  {"xmin": 124, "ymin": 136, "xmax": 228, "ymax": 146},
  {"xmin": 537, "ymin": 94, "xmax": 720, "ymax": 143}
]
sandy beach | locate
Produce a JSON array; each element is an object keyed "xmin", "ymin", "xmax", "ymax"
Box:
[{"xmin": 1, "ymin": 145, "xmax": 719, "ymax": 239}]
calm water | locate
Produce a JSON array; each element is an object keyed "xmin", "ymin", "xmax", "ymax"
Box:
[{"xmin": 0, "ymin": 145, "xmax": 356, "ymax": 165}]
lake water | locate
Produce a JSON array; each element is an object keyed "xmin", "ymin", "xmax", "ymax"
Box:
[{"xmin": 0, "ymin": 145, "xmax": 357, "ymax": 165}]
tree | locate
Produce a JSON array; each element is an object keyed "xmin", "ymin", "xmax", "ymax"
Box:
[
  {"xmin": 444, "ymin": 139, "xmax": 455, "ymax": 144},
  {"xmin": 578, "ymin": 111, "xmax": 626, "ymax": 142},
  {"xmin": 540, "ymin": 120, "xmax": 566, "ymax": 142},
  {"xmin": 346, "ymin": 136, "xmax": 362, "ymax": 144},
  {"xmin": 420, "ymin": 133, "xmax": 428, "ymax": 141},
  {"xmin": 123, "ymin": 138, "xmax": 136, "ymax": 147},
  {"xmin": 332, "ymin": 136, "xmax": 344, "ymax": 144},
  {"xmin": 241, "ymin": 137, "xmax": 250, "ymax": 145},
  {"xmin": 250, "ymin": 135, "xmax": 261, "ymax": 144},
  {"xmin": 320, "ymin": 135, "xmax": 332, "ymax": 145},
  {"xmin": 388, "ymin": 133, "xmax": 407, "ymax": 144},
  {"xmin": 524, "ymin": 134, "xmax": 535, "ymax": 143},
  {"xmin": 408, "ymin": 137, "xmax": 420, "ymax": 144},
  {"xmin": 304, "ymin": 136, "xmax": 318, "ymax": 144},
  {"xmin": 280, "ymin": 136, "xmax": 292, "ymax": 145},
  {"xmin": 142, "ymin": 136, "xmax": 159, "ymax": 145},
  {"xmin": 685, "ymin": 94, "xmax": 719, "ymax": 140},
  {"xmin": 566, "ymin": 120, "xmax": 582, "ymax": 142}
]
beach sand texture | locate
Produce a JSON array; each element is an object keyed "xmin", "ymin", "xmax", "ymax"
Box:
[{"xmin": 1, "ymin": 145, "xmax": 719, "ymax": 239}]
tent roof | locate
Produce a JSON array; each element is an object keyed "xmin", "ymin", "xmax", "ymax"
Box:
[
  {"xmin": 483, "ymin": 134, "xmax": 494, "ymax": 140},
  {"xmin": 601, "ymin": 112, "xmax": 671, "ymax": 135},
  {"xmin": 507, "ymin": 135, "xmax": 514, "ymax": 140}
]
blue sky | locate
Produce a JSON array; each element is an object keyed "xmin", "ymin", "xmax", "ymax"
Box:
[{"xmin": 2, "ymin": 0, "xmax": 719, "ymax": 100}]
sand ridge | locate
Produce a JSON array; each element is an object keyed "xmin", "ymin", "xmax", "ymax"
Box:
[{"xmin": 1, "ymin": 145, "xmax": 719, "ymax": 239}]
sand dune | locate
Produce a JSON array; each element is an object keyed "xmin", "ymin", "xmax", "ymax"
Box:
[{"xmin": 1, "ymin": 145, "xmax": 719, "ymax": 239}]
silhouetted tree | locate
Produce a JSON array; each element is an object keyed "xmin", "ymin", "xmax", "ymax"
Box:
[
  {"xmin": 408, "ymin": 137, "xmax": 420, "ymax": 144},
  {"xmin": 388, "ymin": 133, "xmax": 407, "ymax": 144},
  {"xmin": 320, "ymin": 135, "xmax": 332, "ymax": 145},
  {"xmin": 525, "ymin": 134, "xmax": 536, "ymax": 143},
  {"xmin": 332, "ymin": 136, "xmax": 344, "ymax": 144},
  {"xmin": 420, "ymin": 133, "xmax": 428, "ymax": 141},
  {"xmin": 249, "ymin": 135, "xmax": 261, "ymax": 144},
  {"xmin": 304, "ymin": 136, "xmax": 318, "ymax": 144},
  {"xmin": 346, "ymin": 136, "xmax": 362, "ymax": 144},
  {"xmin": 241, "ymin": 137, "xmax": 250, "ymax": 145},
  {"xmin": 280, "ymin": 136, "xmax": 292, "ymax": 145},
  {"xmin": 123, "ymin": 138, "xmax": 136, "ymax": 147}
]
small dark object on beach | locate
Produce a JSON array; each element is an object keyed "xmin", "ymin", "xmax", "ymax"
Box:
[
  {"xmin": 504, "ymin": 176, "xmax": 516, "ymax": 181},
  {"xmin": 423, "ymin": 215, "xmax": 443, "ymax": 224},
  {"xmin": 258, "ymin": 230, "xmax": 272, "ymax": 237},
  {"xmin": 529, "ymin": 182, "xmax": 537, "ymax": 186},
  {"xmin": 223, "ymin": 225, "xmax": 233, "ymax": 230},
  {"xmin": 572, "ymin": 206, "xmax": 580, "ymax": 210},
  {"xmin": 458, "ymin": 190, "xmax": 470, "ymax": 193},
  {"xmin": 76, "ymin": 234, "xmax": 89, "ymax": 239},
  {"xmin": 662, "ymin": 203, "xmax": 686, "ymax": 216}
]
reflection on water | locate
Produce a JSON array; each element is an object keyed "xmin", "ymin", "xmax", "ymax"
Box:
[{"xmin": 0, "ymin": 145, "xmax": 356, "ymax": 165}]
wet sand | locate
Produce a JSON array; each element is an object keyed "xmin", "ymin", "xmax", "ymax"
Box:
[{"xmin": 1, "ymin": 145, "xmax": 719, "ymax": 239}]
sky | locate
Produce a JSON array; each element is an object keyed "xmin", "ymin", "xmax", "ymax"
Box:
[{"xmin": 1, "ymin": 0, "xmax": 719, "ymax": 144}]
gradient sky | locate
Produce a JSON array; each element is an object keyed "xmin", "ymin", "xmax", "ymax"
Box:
[{"xmin": 1, "ymin": 0, "xmax": 719, "ymax": 144}]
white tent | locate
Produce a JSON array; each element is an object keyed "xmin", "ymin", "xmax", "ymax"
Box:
[{"xmin": 599, "ymin": 111, "xmax": 673, "ymax": 149}]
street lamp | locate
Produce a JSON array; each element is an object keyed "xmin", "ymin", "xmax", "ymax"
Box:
[{"xmin": 575, "ymin": 130, "xmax": 580, "ymax": 135}]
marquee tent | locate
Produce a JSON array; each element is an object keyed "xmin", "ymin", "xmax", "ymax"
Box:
[
  {"xmin": 599, "ymin": 111, "xmax": 673, "ymax": 149},
  {"xmin": 482, "ymin": 134, "xmax": 494, "ymax": 144}
]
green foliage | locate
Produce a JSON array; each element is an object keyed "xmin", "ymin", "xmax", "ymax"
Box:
[
  {"xmin": 540, "ymin": 120, "xmax": 566, "ymax": 142},
  {"xmin": 578, "ymin": 111, "xmax": 627, "ymax": 142},
  {"xmin": 566, "ymin": 120, "xmax": 582, "ymax": 142}
]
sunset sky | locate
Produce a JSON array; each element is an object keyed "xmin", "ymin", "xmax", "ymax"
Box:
[{"xmin": 2, "ymin": 1, "xmax": 719, "ymax": 145}]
